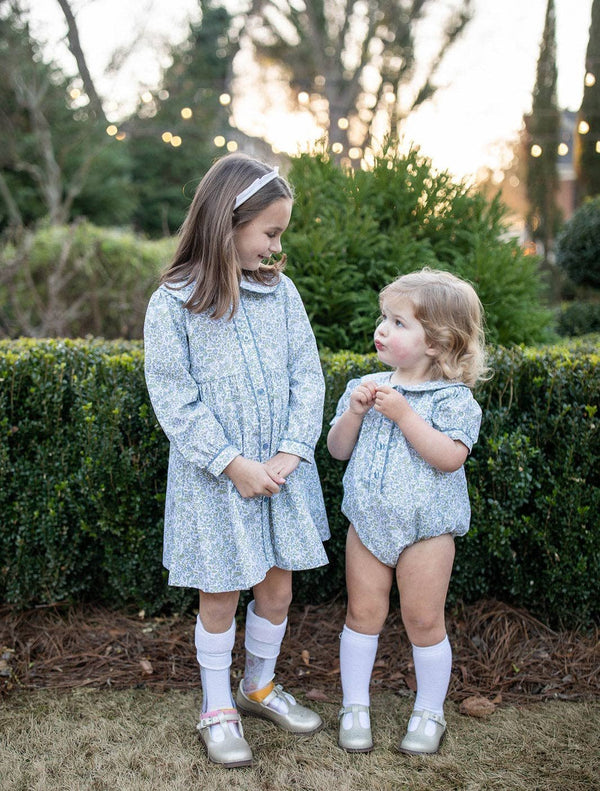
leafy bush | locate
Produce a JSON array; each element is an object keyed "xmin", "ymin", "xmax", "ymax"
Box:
[
  {"xmin": 0, "ymin": 222, "xmax": 173, "ymax": 339},
  {"xmin": 1, "ymin": 149, "xmax": 553, "ymax": 346},
  {"xmin": 555, "ymin": 196, "xmax": 600, "ymax": 289},
  {"xmin": 284, "ymin": 148, "xmax": 553, "ymax": 352},
  {"xmin": 1, "ymin": 339, "xmax": 598, "ymax": 627}
]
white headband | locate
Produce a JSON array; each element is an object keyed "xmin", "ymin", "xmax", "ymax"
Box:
[{"xmin": 234, "ymin": 167, "xmax": 279, "ymax": 210}]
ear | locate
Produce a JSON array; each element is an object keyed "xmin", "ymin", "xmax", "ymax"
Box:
[{"xmin": 425, "ymin": 344, "xmax": 438, "ymax": 359}]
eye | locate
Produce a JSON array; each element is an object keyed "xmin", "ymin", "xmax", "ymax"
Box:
[{"xmin": 395, "ymin": 319, "xmax": 404, "ymax": 327}]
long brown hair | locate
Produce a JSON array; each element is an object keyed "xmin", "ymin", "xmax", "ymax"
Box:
[
  {"xmin": 379, "ymin": 268, "xmax": 490, "ymax": 387},
  {"xmin": 161, "ymin": 153, "xmax": 293, "ymax": 319}
]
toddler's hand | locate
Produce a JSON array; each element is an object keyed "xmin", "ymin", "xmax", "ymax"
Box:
[
  {"xmin": 349, "ymin": 380, "xmax": 377, "ymax": 416},
  {"xmin": 374, "ymin": 385, "xmax": 408, "ymax": 423},
  {"xmin": 265, "ymin": 451, "xmax": 301, "ymax": 481},
  {"xmin": 223, "ymin": 456, "xmax": 284, "ymax": 498}
]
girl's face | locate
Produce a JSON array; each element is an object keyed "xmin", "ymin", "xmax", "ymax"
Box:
[
  {"xmin": 374, "ymin": 297, "xmax": 437, "ymax": 382},
  {"xmin": 234, "ymin": 198, "xmax": 293, "ymax": 270}
]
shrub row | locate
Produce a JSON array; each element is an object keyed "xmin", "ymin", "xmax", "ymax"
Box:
[{"xmin": 0, "ymin": 339, "xmax": 598, "ymax": 627}]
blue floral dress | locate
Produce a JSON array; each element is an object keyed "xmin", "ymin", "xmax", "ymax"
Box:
[
  {"xmin": 144, "ymin": 274, "xmax": 330, "ymax": 592},
  {"xmin": 331, "ymin": 372, "xmax": 482, "ymax": 566}
]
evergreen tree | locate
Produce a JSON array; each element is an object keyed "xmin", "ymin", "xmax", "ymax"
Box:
[
  {"xmin": 576, "ymin": 0, "xmax": 600, "ymax": 201},
  {"xmin": 526, "ymin": 0, "xmax": 560, "ymax": 264},
  {"xmin": 126, "ymin": 1, "xmax": 239, "ymax": 236}
]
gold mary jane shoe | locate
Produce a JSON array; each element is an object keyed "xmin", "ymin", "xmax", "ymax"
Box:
[
  {"xmin": 398, "ymin": 709, "xmax": 446, "ymax": 755},
  {"xmin": 196, "ymin": 708, "xmax": 253, "ymax": 768},
  {"xmin": 236, "ymin": 680, "xmax": 323, "ymax": 735},
  {"xmin": 338, "ymin": 704, "xmax": 374, "ymax": 753}
]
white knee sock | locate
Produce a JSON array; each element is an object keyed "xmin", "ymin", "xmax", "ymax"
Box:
[
  {"xmin": 339, "ymin": 624, "xmax": 379, "ymax": 729},
  {"xmin": 409, "ymin": 635, "xmax": 452, "ymax": 736},
  {"xmin": 243, "ymin": 600, "xmax": 288, "ymax": 713},
  {"xmin": 195, "ymin": 615, "xmax": 238, "ymax": 740}
]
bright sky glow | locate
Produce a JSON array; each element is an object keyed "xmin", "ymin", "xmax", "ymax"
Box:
[{"xmin": 22, "ymin": 0, "xmax": 593, "ymax": 179}]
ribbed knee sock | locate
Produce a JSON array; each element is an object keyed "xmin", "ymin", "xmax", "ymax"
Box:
[
  {"xmin": 243, "ymin": 600, "xmax": 288, "ymax": 713},
  {"xmin": 339, "ymin": 624, "xmax": 379, "ymax": 729},
  {"xmin": 409, "ymin": 635, "xmax": 452, "ymax": 736},
  {"xmin": 195, "ymin": 615, "xmax": 237, "ymax": 739}
]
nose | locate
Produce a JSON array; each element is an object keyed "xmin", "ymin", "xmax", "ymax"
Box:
[{"xmin": 270, "ymin": 237, "xmax": 282, "ymax": 253}]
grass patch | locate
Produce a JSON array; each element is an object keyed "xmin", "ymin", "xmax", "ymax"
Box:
[{"xmin": 1, "ymin": 689, "xmax": 598, "ymax": 790}]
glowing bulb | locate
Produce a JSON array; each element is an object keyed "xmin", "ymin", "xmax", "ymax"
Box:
[
  {"xmin": 331, "ymin": 142, "xmax": 344, "ymax": 154},
  {"xmin": 298, "ymin": 92, "xmax": 309, "ymax": 105},
  {"xmin": 141, "ymin": 91, "xmax": 153, "ymax": 103},
  {"xmin": 106, "ymin": 125, "xmax": 118, "ymax": 136},
  {"xmin": 579, "ymin": 120, "xmax": 590, "ymax": 134},
  {"xmin": 349, "ymin": 147, "xmax": 362, "ymax": 159},
  {"xmin": 115, "ymin": 132, "xmax": 126, "ymax": 141},
  {"xmin": 181, "ymin": 107, "xmax": 193, "ymax": 119},
  {"xmin": 213, "ymin": 135, "xmax": 226, "ymax": 147},
  {"xmin": 558, "ymin": 143, "xmax": 569, "ymax": 156},
  {"xmin": 219, "ymin": 93, "xmax": 231, "ymax": 106},
  {"xmin": 226, "ymin": 140, "xmax": 238, "ymax": 151},
  {"xmin": 337, "ymin": 117, "xmax": 349, "ymax": 130},
  {"xmin": 596, "ymin": 141, "xmax": 600, "ymax": 153},
  {"xmin": 585, "ymin": 72, "xmax": 596, "ymax": 87},
  {"xmin": 530, "ymin": 144, "xmax": 542, "ymax": 157},
  {"xmin": 171, "ymin": 136, "xmax": 182, "ymax": 147},
  {"xmin": 162, "ymin": 132, "xmax": 172, "ymax": 143},
  {"xmin": 69, "ymin": 88, "xmax": 81, "ymax": 99}
]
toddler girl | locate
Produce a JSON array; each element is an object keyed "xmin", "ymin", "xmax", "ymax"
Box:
[{"xmin": 328, "ymin": 268, "xmax": 488, "ymax": 755}]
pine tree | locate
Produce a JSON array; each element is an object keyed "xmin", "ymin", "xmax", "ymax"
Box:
[
  {"xmin": 126, "ymin": 2, "xmax": 240, "ymax": 236},
  {"xmin": 526, "ymin": 0, "xmax": 560, "ymax": 264},
  {"xmin": 576, "ymin": 0, "xmax": 600, "ymax": 201}
]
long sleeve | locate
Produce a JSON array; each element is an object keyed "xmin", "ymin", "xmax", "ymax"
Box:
[{"xmin": 143, "ymin": 288, "xmax": 240, "ymax": 476}]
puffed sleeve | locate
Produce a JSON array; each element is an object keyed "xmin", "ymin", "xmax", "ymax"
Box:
[
  {"xmin": 144, "ymin": 287, "xmax": 241, "ymax": 476},
  {"xmin": 277, "ymin": 276, "xmax": 325, "ymax": 463},
  {"xmin": 431, "ymin": 385, "xmax": 482, "ymax": 452},
  {"xmin": 330, "ymin": 378, "xmax": 361, "ymax": 426}
]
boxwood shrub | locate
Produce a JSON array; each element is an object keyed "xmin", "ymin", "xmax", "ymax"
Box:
[{"xmin": 0, "ymin": 338, "xmax": 598, "ymax": 626}]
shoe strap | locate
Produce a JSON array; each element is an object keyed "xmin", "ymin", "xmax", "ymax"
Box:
[
  {"xmin": 338, "ymin": 704, "xmax": 370, "ymax": 719},
  {"xmin": 412, "ymin": 709, "xmax": 446, "ymax": 727},
  {"xmin": 197, "ymin": 707, "xmax": 241, "ymax": 729}
]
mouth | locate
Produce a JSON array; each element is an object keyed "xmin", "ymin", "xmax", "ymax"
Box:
[{"xmin": 374, "ymin": 339, "xmax": 384, "ymax": 351}]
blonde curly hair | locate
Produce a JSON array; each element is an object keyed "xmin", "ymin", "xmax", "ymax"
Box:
[{"xmin": 379, "ymin": 268, "xmax": 490, "ymax": 388}]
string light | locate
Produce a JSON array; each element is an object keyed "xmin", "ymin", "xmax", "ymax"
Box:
[
  {"xmin": 106, "ymin": 125, "xmax": 118, "ymax": 136},
  {"xmin": 213, "ymin": 135, "xmax": 226, "ymax": 147},
  {"xmin": 331, "ymin": 142, "xmax": 343, "ymax": 154},
  {"xmin": 337, "ymin": 118, "xmax": 349, "ymax": 130},
  {"xmin": 219, "ymin": 93, "xmax": 231, "ymax": 106},
  {"xmin": 579, "ymin": 120, "xmax": 590, "ymax": 134},
  {"xmin": 557, "ymin": 143, "xmax": 569, "ymax": 156},
  {"xmin": 181, "ymin": 107, "xmax": 193, "ymax": 119},
  {"xmin": 162, "ymin": 131, "xmax": 172, "ymax": 143},
  {"xmin": 585, "ymin": 72, "xmax": 596, "ymax": 87},
  {"xmin": 530, "ymin": 144, "xmax": 542, "ymax": 157}
]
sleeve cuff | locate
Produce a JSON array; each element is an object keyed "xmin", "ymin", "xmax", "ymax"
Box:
[
  {"xmin": 206, "ymin": 445, "xmax": 242, "ymax": 477},
  {"xmin": 278, "ymin": 438, "xmax": 315, "ymax": 464}
]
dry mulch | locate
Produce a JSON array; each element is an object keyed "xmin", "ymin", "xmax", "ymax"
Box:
[{"xmin": 1, "ymin": 599, "xmax": 598, "ymax": 706}]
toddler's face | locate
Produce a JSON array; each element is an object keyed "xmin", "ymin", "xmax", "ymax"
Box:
[
  {"xmin": 374, "ymin": 298, "xmax": 436, "ymax": 378},
  {"xmin": 234, "ymin": 198, "xmax": 292, "ymax": 270}
]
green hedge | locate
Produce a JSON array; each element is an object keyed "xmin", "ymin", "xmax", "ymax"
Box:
[{"xmin": 0, "ymin": 338, "xmax": 598, "ymax": 626}]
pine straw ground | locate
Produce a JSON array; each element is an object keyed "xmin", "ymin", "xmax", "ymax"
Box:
[{"xmin": 1, "ymin": 599, "xmax": 598, "ymax": 705}]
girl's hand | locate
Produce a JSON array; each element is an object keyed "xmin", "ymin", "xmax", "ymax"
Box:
[
  {"xmin": 374, "ymin": 385, "xmax": 409, "ymax": 424},
  {"xmin": 223, "ymin": 456, "xmax": 285, "ymax": 498},
  {"xmin": 349, "ymin": 381, "xmax": 378, "ymax": 416},
  {"xmin": 265, "ymin": 452, "xmax": 301, "ymax": 480}
]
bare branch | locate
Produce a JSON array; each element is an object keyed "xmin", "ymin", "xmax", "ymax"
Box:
[{"xmin": 55, "ymin": 0, "xmax": 107, "ymax": 122}]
